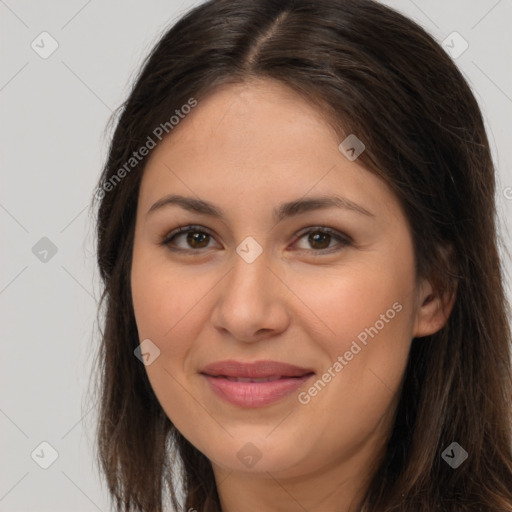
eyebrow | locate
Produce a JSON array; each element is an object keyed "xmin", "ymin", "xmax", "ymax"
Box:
[{"xmin": 147, "ymin": 193, "xmax": 375, "ymax": 222}]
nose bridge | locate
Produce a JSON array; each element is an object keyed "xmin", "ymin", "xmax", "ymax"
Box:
[
  {"xmin": 211, "ymin": 238, "xmax": 290, "ymax": 340},
  {"xmin": 227, "ymin": 240, "xmax": 274, "ymax": 305}
]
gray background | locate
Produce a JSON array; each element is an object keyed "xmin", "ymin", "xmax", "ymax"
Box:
[{"xmin": 1, "ymin": 1, "xmax": 511, "ymax": 510}]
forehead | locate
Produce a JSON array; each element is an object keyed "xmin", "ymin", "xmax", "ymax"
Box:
[
  {"xmin": 144, "ymin": 79, "xmax": 346, "ymax": 188},
  {"xmin": 138, "ymin": 79, "xmax": 404, "ymax": 227},
  {"xmin": 163, "ymin": 79, "xmax": 339, "ymax": 156}
]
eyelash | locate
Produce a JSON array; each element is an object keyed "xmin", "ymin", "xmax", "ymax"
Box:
[{"xmin": 160, "ymin": 224, "xmax": 352, "ymax": 256}]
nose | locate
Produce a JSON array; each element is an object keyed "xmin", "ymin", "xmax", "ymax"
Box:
[{"xmin": 210, "ymin": 250, "xmax": 291, "ymax": 344}]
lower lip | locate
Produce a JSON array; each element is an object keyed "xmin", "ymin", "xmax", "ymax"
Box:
[{"xmin": 202, "ymin": 374, "xmax": 314, "ymax": 408}]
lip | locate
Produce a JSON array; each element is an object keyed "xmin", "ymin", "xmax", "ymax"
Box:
[
  {"xmin": 200, "ymin": 359, "xmax": 315, "ymax": 407},
  {"xmin": 200, "ymin": 359, "xmax": 314, "ymax": 378}
]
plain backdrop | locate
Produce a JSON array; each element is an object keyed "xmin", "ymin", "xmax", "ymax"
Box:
[{"xmin": 1, "ymin": 0, "xmax": 511, "ymax": 510}]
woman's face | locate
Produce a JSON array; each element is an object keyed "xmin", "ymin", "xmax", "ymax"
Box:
[{"xmin": 130, "ymin": 79, "xmax": 445, "ymax": 488}]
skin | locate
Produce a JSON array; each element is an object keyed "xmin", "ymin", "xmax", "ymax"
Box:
[{"xmin": 130, "ymin": 79, "xmax": 455, "ymax": 512}]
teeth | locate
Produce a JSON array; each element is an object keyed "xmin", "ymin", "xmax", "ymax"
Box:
[{"xmin": 225, "ymin": 376, "xmax": 283, "ymax": 382}]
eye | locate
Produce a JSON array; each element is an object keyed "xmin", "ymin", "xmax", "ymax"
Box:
[
  {"xmin": 292, "ymin": 226, "xmax": 351, "ymax": 254},
  {"xmin": 161, "ymin": 225, "xmax": 217, "ymax": 252},
  {"xmin": 161, "ymin": 225, "xmax": 351, "ymax": 254}
]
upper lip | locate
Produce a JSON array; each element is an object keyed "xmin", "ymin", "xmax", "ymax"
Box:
[{"xmin": 200, "ymin": 360, "xmax": 315, "ymax": 378}]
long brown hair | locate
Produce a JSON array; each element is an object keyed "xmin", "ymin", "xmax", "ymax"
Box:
[{"xmin": 91, "ymin": 0, "xmax": 512, "ymax": 510}]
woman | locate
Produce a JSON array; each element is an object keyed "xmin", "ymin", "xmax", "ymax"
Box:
[{"xmin": 92, "ymin": 0, "xmax": 512, "ymax": 510}]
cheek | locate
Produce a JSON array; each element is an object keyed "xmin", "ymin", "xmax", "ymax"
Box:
[
  {"xmin": 130, "ymin": 249, "xmax": 218, "ymax": 362},
  {"xmin": 131, "ymin": 259, "xmax": 173, "ymax": 341},
  {"xmin": 293, "ymin": 260, "xmax": 416, "ymax": 445},
  {"xmin": 131, "ymin": 244, "xmax": 175, "ymax": 353},
  {"xmin": 130, "ymin": 250, "xmax": 210, "ymax": 429},
  {"xmin": 294, "ymin": 258, "xmax": 415, "ymax": 354}
]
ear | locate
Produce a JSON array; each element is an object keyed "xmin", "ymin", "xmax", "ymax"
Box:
[{"xmin": 412, "ymin": 245, "xmax": 458, "ymax": 338}]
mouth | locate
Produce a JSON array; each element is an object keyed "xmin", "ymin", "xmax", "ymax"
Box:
[{"xmin": 199, "ymin": 360, "xmax": 315, "ymax": 407}]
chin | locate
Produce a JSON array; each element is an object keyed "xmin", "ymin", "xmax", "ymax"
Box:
[{"xmin": 202, "ymin": 435, "xmax": 308, "ymax": 475}]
